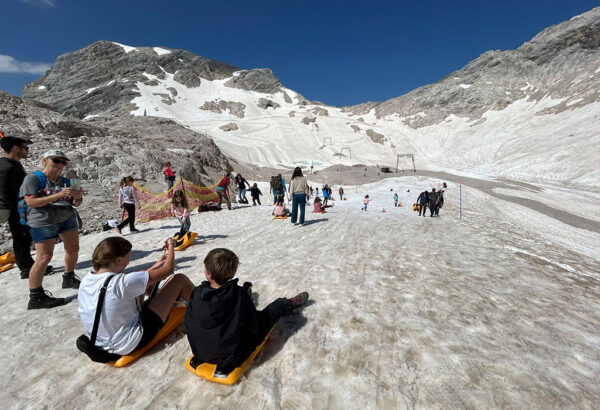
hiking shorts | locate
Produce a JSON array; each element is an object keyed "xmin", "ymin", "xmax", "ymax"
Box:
[
  {"xmin": 132, "ymin": 306, "xmax": 165, "ymax": 353},
  {"xmin": 30, "ymin": 214, "xmax": 78, "ymax": 243}
]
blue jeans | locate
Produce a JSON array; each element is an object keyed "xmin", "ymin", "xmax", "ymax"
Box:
[
  {"xmin": 238, "ymin": 189, "xmax": 247, "ymax": 202},
  {"xmin": 178, "ymin": 216, "xmax": 191, "ymax": 232},
  {"xmin": 291, "ymin": 193, "xmax": 306, "ymax": 224}
]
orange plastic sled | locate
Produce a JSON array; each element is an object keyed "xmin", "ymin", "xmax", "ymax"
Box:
[
  {"xmin": 111, "ymin": 306, "xmax": 186, "ymax": 367},
  {"xmin": 0, "ymin": 252, "xmax": 16, "ymax": 266},
  {"xmin": 273, "ymin": 215, "xmax": 288, "ymax": 219},
  {"xmin": 0, "ymin": 263, "xmax": 15, "ymax": 273},
  {"xmin": 185, "ymin": 329, "xmax": 273, "ymax": 385}
]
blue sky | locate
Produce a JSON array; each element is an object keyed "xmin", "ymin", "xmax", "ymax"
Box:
[{"xmin": 1, "ymin": 0, "xmax": 597, "ymax": 106}]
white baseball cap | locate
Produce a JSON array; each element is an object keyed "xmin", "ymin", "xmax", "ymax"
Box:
[{"xmin": 42, "ymin": 150, "xmax": 70, "ymax": 161}]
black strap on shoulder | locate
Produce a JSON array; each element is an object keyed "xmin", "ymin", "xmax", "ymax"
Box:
[{"xmin": 89, "ymin": 274, "xmax": 116, "ymax": 346}]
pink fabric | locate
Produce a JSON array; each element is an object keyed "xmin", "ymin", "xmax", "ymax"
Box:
[
  {"xmin": 312, "ymin": 202, "xmax": 322, "ymax": 213},
  {"xmin": 171, "ymin": 203, "xmax": 190, "ymax": 219}
]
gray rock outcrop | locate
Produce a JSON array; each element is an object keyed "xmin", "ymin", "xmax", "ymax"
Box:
[
  {"xmin": 224, "ymin": 69, "xmax": 282, "ymax": 94},
  {"xmin": 200, "ymin": 100, "xmax": 246, "ymax": 118},
  {"xmin": 220, "ymin": 123, "xmax": 239, "ymax": 132},
  {"xmin": 366, "ymin": 129, "xmax": 385, "ymax": 144},
  {"xmin": 257, "ymin": 98, "xmax": 280, "ymax": 110}
]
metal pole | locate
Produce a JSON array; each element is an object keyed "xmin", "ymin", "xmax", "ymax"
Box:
[
  {"xmin": 411, "ymin": 155, "xmax": 416, "ymax": 172},
  {"xmin": 396, "ymin": 154, "xmax": 399, "ymax": 173},
  {"xmin": 459, "ymin": 179, "xmax": 462, "ymax": 220}
]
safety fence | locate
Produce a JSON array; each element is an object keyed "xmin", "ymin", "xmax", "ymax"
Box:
[{"xmin": 133, "ymin": 177, "xmax": 222, "ymax": 222}]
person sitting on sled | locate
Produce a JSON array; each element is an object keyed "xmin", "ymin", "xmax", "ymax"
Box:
[
  {"xmin": 184, "ymin": 248, "xmax": 308, "ymax": 374},
  {"xmin": 272, "ymin": 199, "xmax": 290, "ymax": 217},
  {"xmin": 312, "ymin": 196, "xmax": 333, "ymax": 213},
  {"xmin": 78, "ymin": 237, "xmax": 194, "ymax": 355}
]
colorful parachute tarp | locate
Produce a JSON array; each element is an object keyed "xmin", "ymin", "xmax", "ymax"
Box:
[{"xmin": 134, "ymin": 177, "xmax": 222, "ymax": 222}]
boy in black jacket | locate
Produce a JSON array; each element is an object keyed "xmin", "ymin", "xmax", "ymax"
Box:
[{"xmin": 185, "ymin": 248, "xmax": 308, "ymax": 374}]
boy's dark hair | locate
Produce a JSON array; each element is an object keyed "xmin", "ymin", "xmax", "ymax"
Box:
[
  {"xmin": 1, "ymin": 136, "xmax": 30, "ymax": 153},
  {"xmin": 92, "ymin": 237, "xmax": 133, "ymax": 271},
  {"xmin": 204, "ymin": 248, "xmax": 239, "ymax": 285}
]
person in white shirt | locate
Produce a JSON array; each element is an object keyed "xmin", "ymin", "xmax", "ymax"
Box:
[{"xmin": 78, "ymin": 236, "xmax": 194, "ymax": 355}]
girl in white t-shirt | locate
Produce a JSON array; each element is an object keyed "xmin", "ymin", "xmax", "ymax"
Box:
[{"xmin": 77, "ymin": 236, "xmax": 194, "ymax": 355}]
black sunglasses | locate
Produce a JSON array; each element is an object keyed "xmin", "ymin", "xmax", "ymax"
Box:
[{"xmin": 52, "ymin": 158, "xmax": 69, "ymax": 165}]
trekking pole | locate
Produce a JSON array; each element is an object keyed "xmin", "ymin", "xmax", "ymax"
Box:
[{"xmin": 459, "ymin": 179, "xmax": 462, "ymax": 220}]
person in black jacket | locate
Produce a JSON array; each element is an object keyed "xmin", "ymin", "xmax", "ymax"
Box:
[
  {"xmin": 235, "ymin": 173, "xmax": 251, "ymax": 204},
  {"xmin": 249, "ymin": 183, "xmax": 262, "ymax": 206},
  {"xmin": 429, "ymin": 188, "xmax": 440, "ymax": 217},
  {"xmin": 184, "ymin": 248, "xmax": 308, "ymax": 374},
  {"xmin": 0, "ymin": 136, "xmax": 52, "ymax": 279}
]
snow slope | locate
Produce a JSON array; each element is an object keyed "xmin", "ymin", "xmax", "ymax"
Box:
[
  {"xmin": 128, "ymin": 68, "xmax": 600, "ymax": 188},
  {"xmin": 1, "ymin": 177, "xmax": 598, "ymax": 408}
]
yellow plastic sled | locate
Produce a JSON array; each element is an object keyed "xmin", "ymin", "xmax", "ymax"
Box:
[
  {"xmin": 273, "ymin": 215, "xmax": 288, "ymax": 219},
  {"xmin": 173, "ymin": 232, "xmax": 198, "ymax": 251},
  {"xmin": 111, "ymin": 306, "xmax": 186, "ymax": 367},
  {"xmin": 412, "ymin": 203, "xmax": 419, "ymax": 212},
  {"xmin": 185, "ymin": 329, "xmax": 273, "ymax": 385}
]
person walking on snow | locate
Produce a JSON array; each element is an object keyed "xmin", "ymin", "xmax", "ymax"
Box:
[
  {"xmin": 322, "ymin": 185, "xmax": 329, "ymax": 206},
  {"xmin": 393, "ymin": 193, "xmax": 399, "ymax": 207},
  {"xmin": 249, "ymin": 183, "xmax": 262, "ymax": 206},
  {"xmin": 416, "ymin": 189, "xmax": 429, "ymax": 217},
  {"xmin": 339, "ymin": 187, "xmax": 344, "ymax": 201},
  {"xmin": 216, "ymin": 173, "xmax": 232, "ymax": 210},
  {"xmin": 115, "ymin": 176, "xmax": 140, "ymax": 234},
  {"xmin": 429, "ymin": 188, "xmax": 440, "ymax": 217},
  {"xmin": 361, "ymin": 195, "xmax": 370, "ymax": 211},
  {"xmin": 235, "ymin": 173, "xmax": 251, "ymax": 204}
]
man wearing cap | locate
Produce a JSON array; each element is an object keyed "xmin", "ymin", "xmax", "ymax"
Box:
[
  {"xmin": 20, "ymin": 149, "xmax": 83, "ymax": 309},
  {"xmin": 0, "ymin": 136, "xmax": 39, "ymax": 277}
]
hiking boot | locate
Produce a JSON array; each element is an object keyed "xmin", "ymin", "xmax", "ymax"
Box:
[
  {"xmin": 130, "ymin": 228, "xmax": 140, "ymax": 232},
  {"xmin": 62, "ymin": 273, "xmax": 81, "ymax": 289},
  {"xmin": 114, "ymin": 226, "xmax": 122, "ymax": 235},
  {"xmin": 27, "ymin": 290, "xmax": 66, "ymax": 310},
  {"xmin": 21, "ymin": 265, "xmax": 54, "ymax": 279},
  {"xmin": 289, "ymin": 292, "xmax": 309, "ymax": 309}
]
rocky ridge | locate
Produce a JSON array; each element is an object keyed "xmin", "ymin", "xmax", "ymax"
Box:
[
  {"xmin": 352, "ymin": 7, "xmax": 600, "ymax": 127},
  {"xmin": 0, "ymin": 91, "xmax": 234, "ymax": 248},
  {"xmin": 22, "ymin": 41, "xmax": 284, "ymax": 119}
]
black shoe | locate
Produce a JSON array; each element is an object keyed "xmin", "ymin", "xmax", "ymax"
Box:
[
  {"xmin": 289, "ymin": 292, "xmax": 309, "ymax": 309},
  {"xmin": 62, "ymin": 273, "xmax": 81, "ymax": 289},
  {"xmin": 20, "ymin": 265, "xmax": 54, "ymax": 279},
  {"xmin": 27, "ymin": 290, "xmax": 66, "ymax": 310}
]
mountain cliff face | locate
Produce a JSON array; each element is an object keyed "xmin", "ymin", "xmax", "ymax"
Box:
[
  {"xmin": 17, "ymin": 7, "xmax": 600, "ymax": 187},
  {"xmin": 22, "ymin": 41, "xmax": 283, "ymax": 119}
]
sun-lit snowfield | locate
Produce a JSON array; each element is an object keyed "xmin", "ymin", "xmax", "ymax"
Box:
[{"xmin": 1, "ymin": 176, "xmax": 598, "ymax": 409}]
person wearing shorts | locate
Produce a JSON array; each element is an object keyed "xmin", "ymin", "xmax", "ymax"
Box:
[
  {"xmin": 78, "ymin": 236, "xmax": 194, "ymax": 356},
  {"xmin": 20, "ymin": 150, "xmax": 83, "ymax": 309}
]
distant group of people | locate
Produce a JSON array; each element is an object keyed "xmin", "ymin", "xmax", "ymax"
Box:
[{"xmin": 416, "ymin": 183, "xmax": 446, "ymax": 217}]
